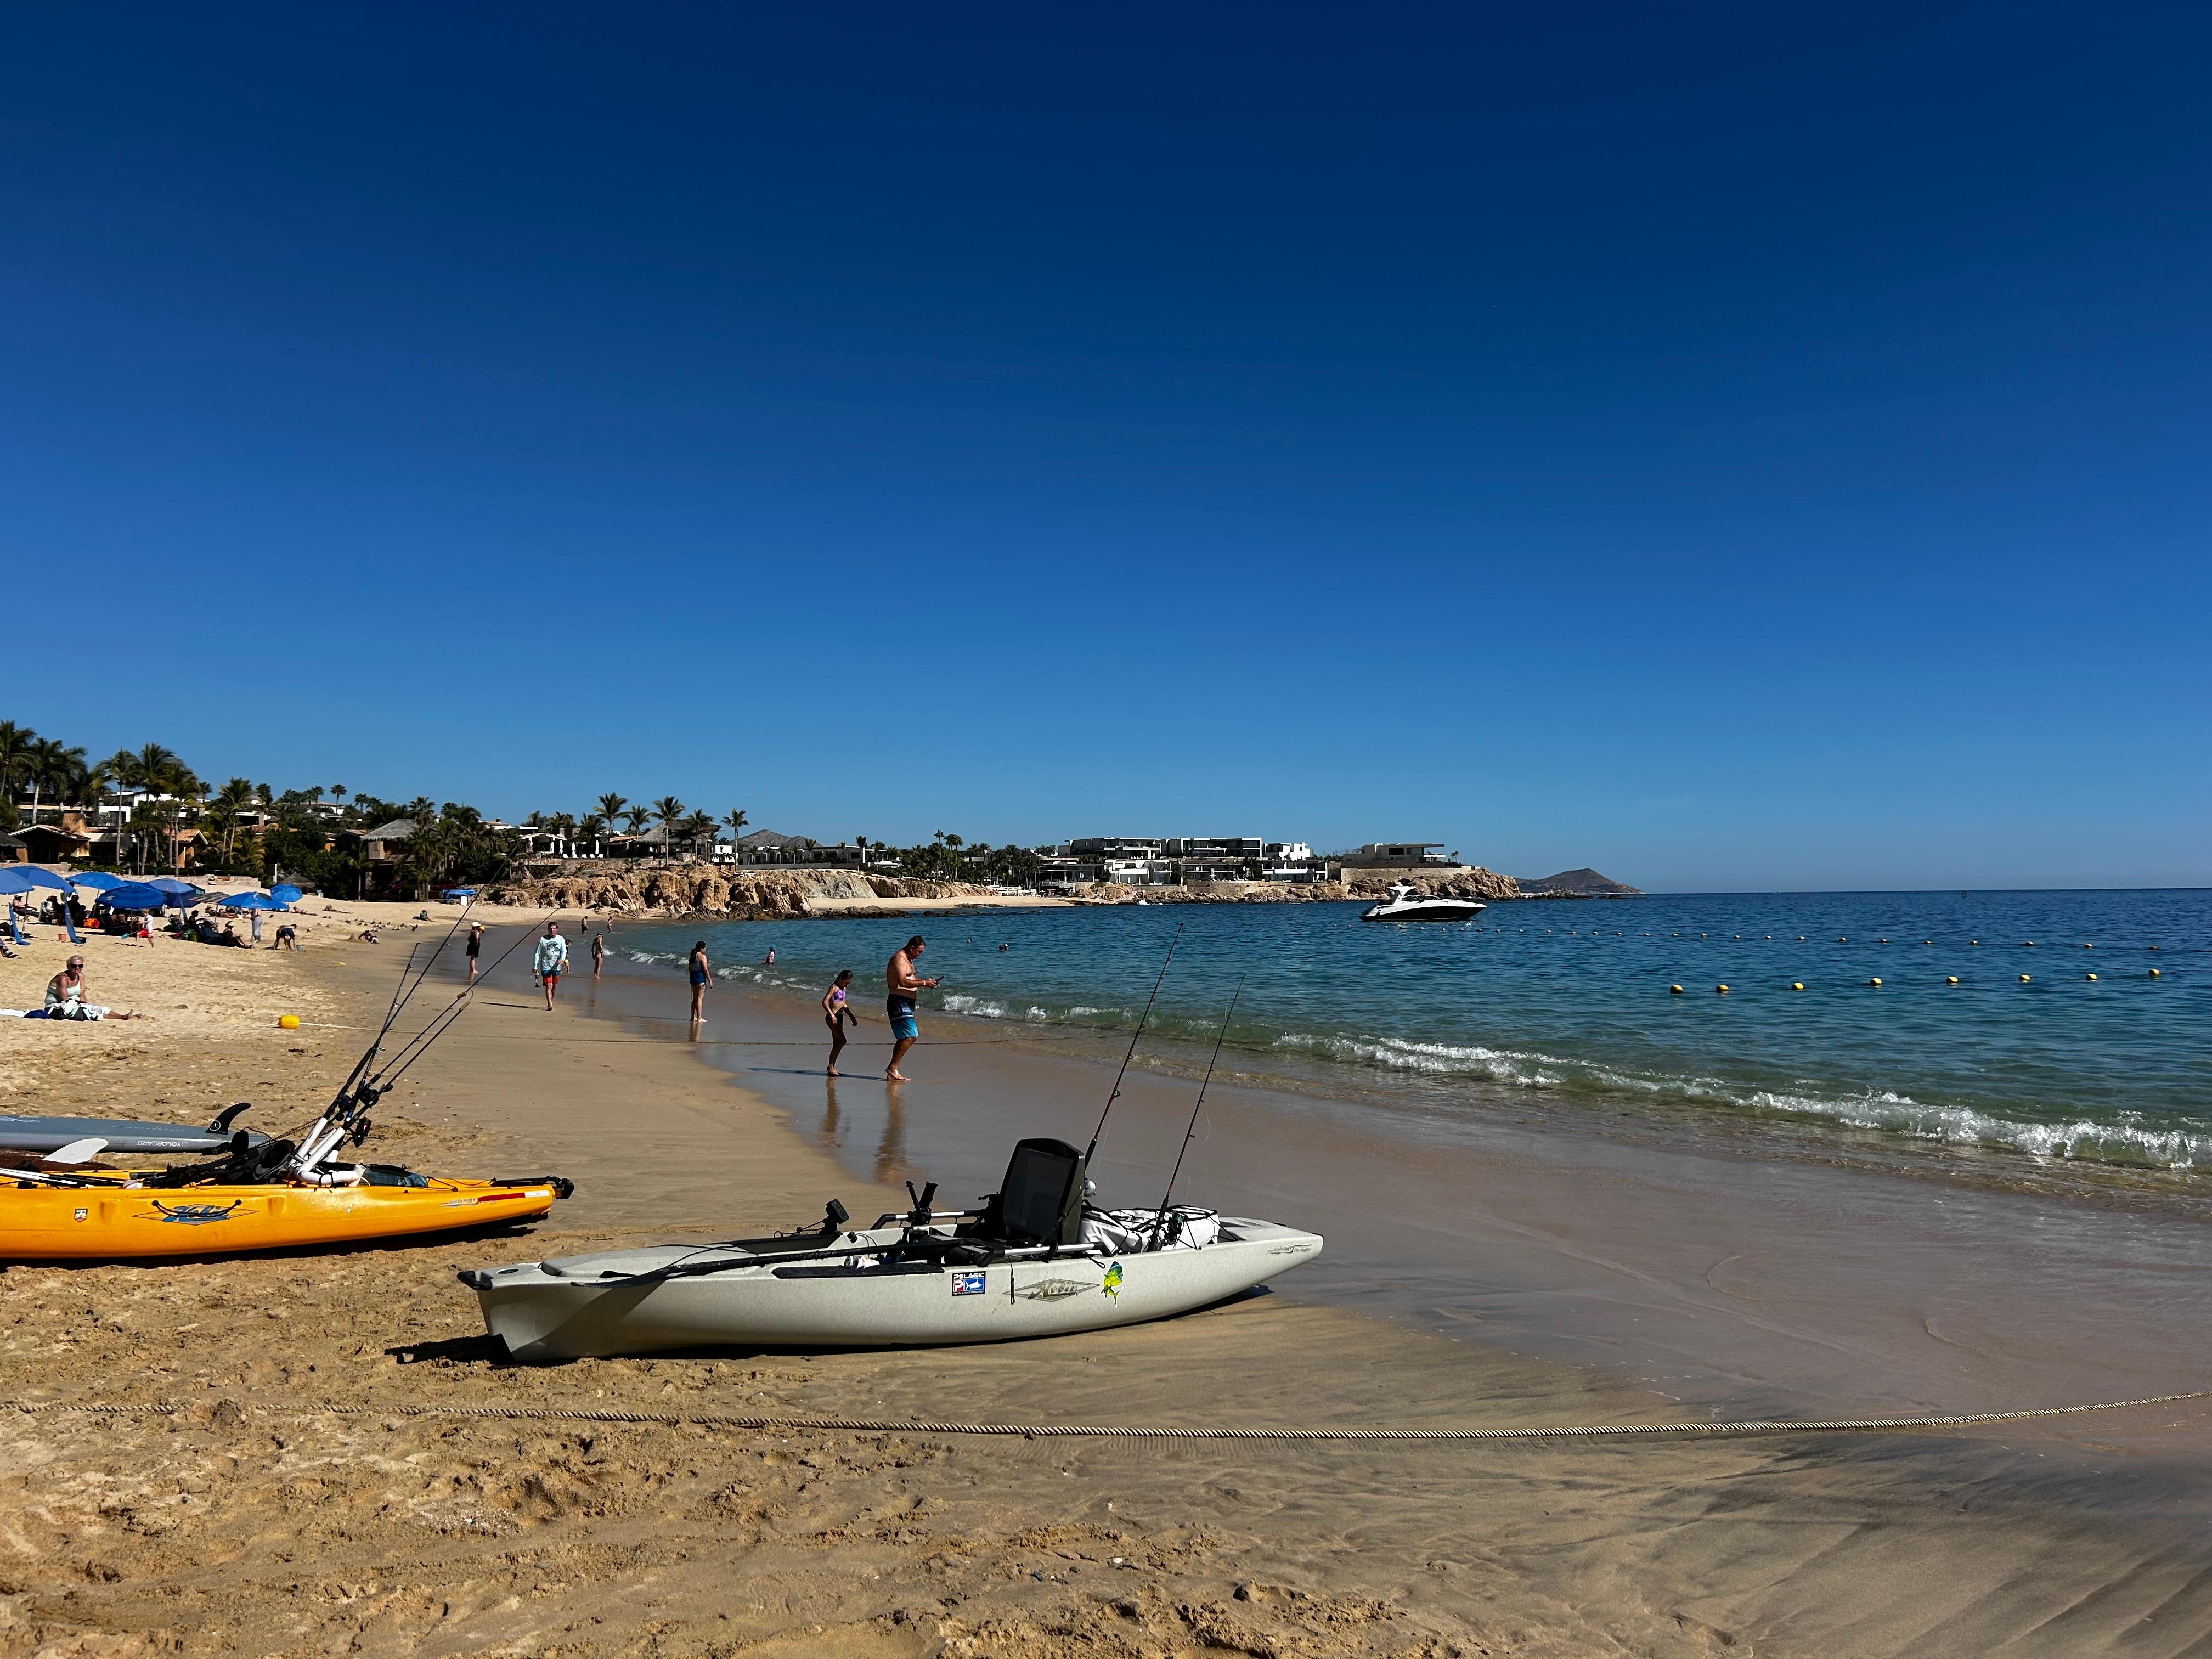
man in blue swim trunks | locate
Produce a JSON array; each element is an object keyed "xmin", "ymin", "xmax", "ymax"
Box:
[{"xmin": 884, "ymin": 935, "xmax": 939, "ymax": 1082}]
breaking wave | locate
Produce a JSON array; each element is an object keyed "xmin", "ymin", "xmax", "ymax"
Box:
[{"xmin": 1270, "ymin": 1032, "xmax": 2208, "ymax": 1170}]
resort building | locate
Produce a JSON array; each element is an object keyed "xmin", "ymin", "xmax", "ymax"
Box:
[{"xmin": 1333, "ymin": 842, "xmax": 1459, "ymax": 870}]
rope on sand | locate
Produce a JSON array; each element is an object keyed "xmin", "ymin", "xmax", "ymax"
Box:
[{"xmin": 7, "ymin": 1391, "xmax": 2205, "ymax": 1442}]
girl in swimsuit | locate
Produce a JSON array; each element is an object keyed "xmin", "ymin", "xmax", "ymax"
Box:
[
  {"xmin": 591, "ymin": 931, "xmax": 606, "ymax": 979},
  {"xmin": 687, "ymin": 941, "xmax": 712, "ymax": 1023},
  {"xmin": 822, "ymin": 969, "xmax": 856, "ymax": 1075}
]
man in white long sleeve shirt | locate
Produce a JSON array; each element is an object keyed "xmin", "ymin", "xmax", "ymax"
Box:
[{"xmin": 533, "ymin": 922, "xmax": 569, "ymax": 1011}]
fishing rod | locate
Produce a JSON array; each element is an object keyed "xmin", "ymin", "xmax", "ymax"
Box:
[
  {"xmin": 1150, "ymin": 977, "xmax": 1243, "ymax": 1245},
  {"xmin": 1084, "ymin": 922, "xmax": 1183, "ymax": 1167}
]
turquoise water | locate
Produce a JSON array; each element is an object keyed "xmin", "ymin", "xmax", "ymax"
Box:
[{"xmin": 619, "ymin": 890, "xmax": 2210, "ymax": 1173}]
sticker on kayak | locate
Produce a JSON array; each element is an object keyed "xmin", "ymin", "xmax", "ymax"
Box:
[
  {"xmin": 951, "ymin": 1271, "xmax": 988, "ymax": 1297},
  {"xmin": 1101, "ymin": 1261, "xmax": 1124, "ymax": 1298},
  {"xmin": 148, "ymin": 1200, "xmax": 244, "ymax": 1226}
]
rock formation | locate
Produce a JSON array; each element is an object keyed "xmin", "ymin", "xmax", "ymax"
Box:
[
  {"xmin": 486, "ymin": 864, "xmax": 999, "ymax": 918},
  {"xmin": 1514, "ymin": 868, "xmax": 1642, "ymax": 898}
]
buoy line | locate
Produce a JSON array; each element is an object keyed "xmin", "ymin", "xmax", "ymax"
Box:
[{"xmin": 5, "ymin": 1390, "xmax": 2204, "ymax": 1443}]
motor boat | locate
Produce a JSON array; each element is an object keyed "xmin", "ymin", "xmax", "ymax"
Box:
[
  {"xmin": 1359, "ymin": 881, "xmax": 1486, "ymax": 923},
  {"xmin": 460, "ymin": 1137, "xmax": 1323, "ymax": 1360}
]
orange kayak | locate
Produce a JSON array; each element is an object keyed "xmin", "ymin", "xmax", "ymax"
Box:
[{"xmin": 0, "ymin": 1172, "xmax": 569, "ymax": 1260}]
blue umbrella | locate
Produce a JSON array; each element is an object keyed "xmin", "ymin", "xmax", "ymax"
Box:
[
  {"xmin": 99, "ymin": 882, "xmax": 168, "ymax": 911},
  {"xmin": 442, "ymin": 888, "xmax": 477, "ymax": 900},
  {"xmin": 143, "ymin": 877, "xmax": 201, "ymax": 894},
  {"xmin": 270, "ymin": 883, "xmax": 303, "ymax": 906},
  {"xmin": 0, "ymin": 870, "xmax": 44, "ymax": 895},
  {"xmin": 1, "ymin": 867, "xmax": 75, "ymax": 891},
  {"xmin": 218, "ymin": 891, "xmax": 273, "ymax": 910},
  {"xmin": 67, "ymin": 871, "xmax": 127, "ymax": 891}
]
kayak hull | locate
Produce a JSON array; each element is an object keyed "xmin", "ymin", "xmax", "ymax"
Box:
[
  {"xmin": 0, "ymin": 1115, "xmax": 268, "ymax": 1157},
  {"xmin": 0, "ymin": 1177, "xmax": 561, "ymax": 1260},
  {"xmin": 463, "ymin": 1217, "xmax": 1324, "ymax": 1360}
]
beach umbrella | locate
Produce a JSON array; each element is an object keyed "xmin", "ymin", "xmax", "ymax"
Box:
[
  {"xmin": 98, "ymin": 882, "xmax": 167, "ymax": 912},
  {"xmin": 270, "ymin": 883, "xmax": 303, "ymax": 906},
  {"xmin": 142, "ymin": 877, "xmax": 202, "ymax": 895},
  {"xmin": 218, "ymin": 891, "xmax": 273, "ymax": 910},
  {"xmin": 0, "ymin": 867, "xmax": 72, "ymax": 892},
  {"xmin": 67, "ymin": 871, "xmax": 127, "ymax": 891},
  {"xmin": 442, "ymin": 888, "xmax": 476, "ymax": 901}
]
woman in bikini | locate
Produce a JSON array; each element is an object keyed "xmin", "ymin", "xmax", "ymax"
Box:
[
  {"xmin": 821, "ymin": 969, "xmax": 857, "ymax": 1075},
  {"xmin": 687, "ymin": 941, "xmax": 712, "ymax": 1023}
]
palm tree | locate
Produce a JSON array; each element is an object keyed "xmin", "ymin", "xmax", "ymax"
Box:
[
  {"xmin": 578, "ymin": 811, "xmax": 607, "ymax": 853},
  {"xmin": 25, "ymin": 738, "xmax": 86, "ymax": 823},
  {"xmin": 721, "ymin": 808, "xmax": 749, "ymax": 840},
  {"xmin": 596, "ymin": 792, "xmax": 628, "ymax": 823},
  {"xmin": 622, "ymin": 804, "xmax": 652, "ymax": 834},
  {"xmin": 330, "ymin": 785, "xmax": 347, "ymax": 803},
  {"xmin": 0, "ymin": 722, "xmax": 34, "ymax": 799},
  {"xmin": 652, "ymin": 795, "xmax": 686, "ymax": 828},
  {"xmin": 202, "ymin": 777, "xmax": 258, "ymax": 864}
]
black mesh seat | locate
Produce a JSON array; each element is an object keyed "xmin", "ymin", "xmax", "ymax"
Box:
[{"xmin": 966, "ymin": 1137, "xmax": 1086, "ymax": 1247}]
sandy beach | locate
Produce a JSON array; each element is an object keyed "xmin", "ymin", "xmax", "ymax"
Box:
[{"xmin": 1, "ymin": 918, "xmax": 2208, "ymax": 1656}]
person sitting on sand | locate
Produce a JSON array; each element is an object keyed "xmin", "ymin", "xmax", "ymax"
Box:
[
  {"xmin": 36, "ymin": 956, "xmax": 140, "ymax": 1018},
  {"xmin": 822, "ymin": 969, "xmax": 857, "ymax": 1075}
]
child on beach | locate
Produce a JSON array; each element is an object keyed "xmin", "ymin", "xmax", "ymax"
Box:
[
  {"xmin": 822, "ymin": 969, "xmax": 857, "ymax": 1075},
  {"xmin": 687, "ymin": 940, "xmax": 712, "ymax": 1023}
]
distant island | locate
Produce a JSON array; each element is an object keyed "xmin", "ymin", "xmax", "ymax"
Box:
[{"xmin": 1515, "ymin": 868, "xmax": 1643, "ymax": 898}]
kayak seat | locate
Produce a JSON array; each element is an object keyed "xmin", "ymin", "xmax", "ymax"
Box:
[{"xmin": 962, "ymin": 1137, "xmax": 1086, "ymax": 1248}]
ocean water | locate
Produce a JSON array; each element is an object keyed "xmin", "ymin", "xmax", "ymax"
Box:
[{"xmin": 616, "ymin": 890, "xmax": 2210, "ymax": 1175}]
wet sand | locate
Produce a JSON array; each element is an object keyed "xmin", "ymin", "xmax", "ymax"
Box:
[{"xmin": 1, "ymin": 926, "xmax": 2208, "ymax": 1655}]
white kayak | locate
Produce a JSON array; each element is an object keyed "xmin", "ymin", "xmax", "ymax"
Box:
[{"xmin": 460, "ymin": 1137, "xmax": 1323, "ymax": 1361}]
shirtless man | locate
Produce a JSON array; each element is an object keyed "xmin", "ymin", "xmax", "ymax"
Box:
[{"xmin": 883, "ymin": 936, "xmax": 940, "ymax": 1082}]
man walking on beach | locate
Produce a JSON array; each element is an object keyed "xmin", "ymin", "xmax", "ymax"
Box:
[
  {"xmin": 466, "ymin": 922, "xmax": 484, "ymax": 984},
  {"xmin": 534, "ymin": 921, "xmax": 569, "ymax": 1011},
  {"xmin": 884, "ymin": 935, "xmax": 940, "ymax": 1082}
]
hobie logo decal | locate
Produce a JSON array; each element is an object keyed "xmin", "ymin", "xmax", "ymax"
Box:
[
  {"xmin": 1019, "ymin": 1278, "xmax": 1092, "ymax": 1302},
  {"xmin": 1101, "ymin": 1261, "xmax": 1124, "ymax": 1299},
  {"xmin": 951, "ymin": 1271, "xmax": 988, "ymax": 1297},
  {"xmin": 149, "ymin": 1200, "xmax": 244, "ymax": 1226}
]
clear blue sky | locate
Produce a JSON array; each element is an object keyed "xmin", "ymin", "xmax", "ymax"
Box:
[{"xmin": 4, "ymin": 3, "xmax": 2205, "ymax": 890}]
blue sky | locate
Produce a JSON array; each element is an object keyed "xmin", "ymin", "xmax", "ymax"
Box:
[{"xmin": 3, "ymin": 3, "xmax": 2206, "ymax": 889}]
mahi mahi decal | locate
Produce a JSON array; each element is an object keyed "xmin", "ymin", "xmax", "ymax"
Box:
[
  {"xmin": 1101, "ymin": 1261, "xmax": 1124, "ymax": 1299},
  {"xmin": 148, "ymin": 1200, "xmax": 245, "ymax": 1226}
]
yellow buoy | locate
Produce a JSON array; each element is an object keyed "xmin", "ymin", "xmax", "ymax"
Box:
[
  {"xmin": 278, "ymin": 1014, "xmax": 301, "ymax": 1030},
  {"xmin": 1791, "ymin": 981, "xmax": 1804, "ymax": 991},
  {"xmin": 1716, "ymin": 984, "xmax": 1729, "ymax": 994},
  {"xmin": 1868, "ymin": 978, "xmax": 1882, "ymax": 987},
  {"xmin": 2150, "ymin": 968, "xmax": 2161, "ymax": 978},
  {"xmin": 2019, "ymin": 974, "xmax": 2032, "ymax": 983},
  {"xmin": 1670, "ymin": 984, "xmax": 1684, "ymax": 994},
  {"xmin": 1946, "ymin": 975, "xmax": 1959, "ymax": 984},
  {"xmin": 1970, "ymin": 939, "xmax": 1979, "ymax": 945},
  {"xmin": 2085, "ymin": 973, "xmax": 2097, "ymax": 981}
]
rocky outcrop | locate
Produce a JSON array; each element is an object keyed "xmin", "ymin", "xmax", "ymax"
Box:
[
  {"xmin": 486, "ymin": 862, "xmax": 1001, "ymax": 918},
  {"xmin": 1078, "ymin": 867, "xmax": 1525, "ymax": 905},
  {"xmin": 1514, "ymin": 868, "xmax": 1641, "ymax": 898}
]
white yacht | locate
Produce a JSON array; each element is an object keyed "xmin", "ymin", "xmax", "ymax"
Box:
[{"xmin": 1359, "ymin": 880, "xmax": 1486, "ymax": 923}]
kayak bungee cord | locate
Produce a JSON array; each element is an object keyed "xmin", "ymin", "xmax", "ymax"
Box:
[
  {"xmin": 1150, "ymin": 977, "xmax": 1243, "ymax": 1244},
  {"xmin": 5, "ymin": 1390, "xmax": 2204, "ymax": 1443},
  {"xmin": 1083, "ymin": 923, "xmax": 1182, "ymax": 1169}
]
